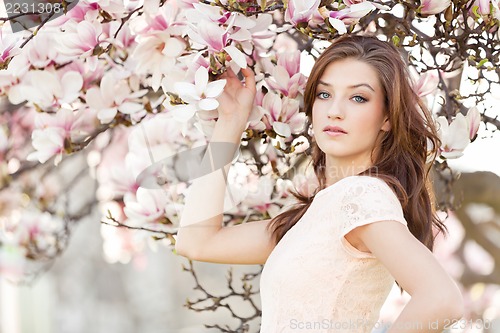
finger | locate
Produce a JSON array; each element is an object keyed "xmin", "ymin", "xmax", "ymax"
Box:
[
  {"xmin": 225, "ymin": 67, "xmax": 238, "ymax": 79},
  {"xmin": 241, "ymin": 67, "xmax": 256, "ymax": 93}
]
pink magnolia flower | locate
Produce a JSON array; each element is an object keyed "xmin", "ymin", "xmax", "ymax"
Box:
[
  {"xmin": 47, "ymin": 0, "xmax": 100, "ymax": 26},
  {"xmin": 0, "ymin": 24, "xmax": 22, "ymax": 64},
  {"xmin": 188, "ymin": 21, "xmax": 228, "ymax": 52},
  {"xmin": 170, "ymin": 66, "xmax": 226, "ymax": 122},
  {"xmin": 33, "ymin": 107, "xmax": 83, "ymax": 134},
  {"xmin": 187, "ymin": 20, "xmax": 248, "ymax": 68},
  {"xmin": 86, "ymin": 72, "xmax": 148, "ymax": 124},
  {"xmin": 133, "ymin": 3, "xmax": 184, "ymax": 35},
  {"xmin": 469, "ymin": 0, "xmax": 492, "ymax": 17},
  {"xmin": 131, "ymin": 31, "xmax": 186, "ymax": 91},
  {"xmin": 241, "ymin": 14, "xmax": 276, "ymax": 55},
  {"xmin": 436, "ymin": 114, "xmax": 470, "ymax": 159},
  {"xmin": 324, "ymin": 2, "xmax": 376, "ymax": 34},
  {"xmin": 56, "ymin": 20, "xmax": 103, "ymax": 58},
  {"xmin": 24, "ymin": 32, "xmax": 59, "ymax": 68},
  {"xmin": 184, "ymin": 5, "xmax": 255, "ymax": 68},
  {"xmin": 27, "ymin": 108, "xmax": 84, "ymax": 164},
  {"xmin": 285, "ymin": 0, "xmax": 321, "ymax": 26},
  {"xmin": 266, "ymin": 52, "xmax": 307, "ymax": 99},
  {"xmin": 123, "ymin": 188, "xmax": 168, "ymax": 225},
  {"xmin": 102, "ymin": 20, "xmax": 135, "ymax": 51},
  {"xmin": 413, "ymin": 70, "xmax": 440, "ymax": 97},
  {"xmin": 278, "ymin": 50, "xmax": 301, "ymax": 78},
  {"xmin": 260, "ymin": 92, "xmax": 307, "ymax": 138},
  {"xmin": 465, "ymin": 106, "xmax": 481, "ymax": 140},
  {"xmin": 418, "ymin": 0, "xmax": 451, "ymax": 15},
  {"xmin": 189, "ymin": 2, "xmax": 256, "ymax": 29}
]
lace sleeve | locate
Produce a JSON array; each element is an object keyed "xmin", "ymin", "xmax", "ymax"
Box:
[{"xmin": 338, "ymin": 176, "xmax": 407, "ymax": 258}]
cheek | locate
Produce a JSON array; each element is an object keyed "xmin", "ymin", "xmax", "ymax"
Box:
[
  {"xmin": 311, "ymin": 105, "xmax": 320, "ymax": 127},
  {"xmin": 355, "ymin": 107, "xmax": 385, "ymax": 132}
]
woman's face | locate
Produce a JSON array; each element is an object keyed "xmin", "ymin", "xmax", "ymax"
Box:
[{"xmin": 312, "ymin": 58, "xmax": 390, "ymax": 171}]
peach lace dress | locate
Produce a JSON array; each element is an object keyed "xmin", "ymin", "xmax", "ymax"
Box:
[{"xmin": 259, "ymin": 176, "xmax": 408, "ymax": 333}]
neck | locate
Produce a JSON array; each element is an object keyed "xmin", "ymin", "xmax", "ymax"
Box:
[{"xmin": 324, "ymin": 155, "xmax": 374, "ymax": 186}]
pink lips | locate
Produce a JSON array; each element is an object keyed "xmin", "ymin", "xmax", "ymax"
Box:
[{"xmin": 323, "ymin": 126, "xmax": 347, "ymax": 136}]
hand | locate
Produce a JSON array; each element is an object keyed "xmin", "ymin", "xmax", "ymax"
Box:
[{"xmin": 216, "ymin": 67, "xmax": 257, "ymax": 127}]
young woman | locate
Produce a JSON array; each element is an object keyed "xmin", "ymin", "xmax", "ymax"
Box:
[{"xmin": 175, "ymin": 35, "xmax": 464, "ymax": 333}]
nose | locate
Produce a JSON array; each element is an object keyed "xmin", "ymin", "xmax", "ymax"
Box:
[{"xmin": 327, "ymin": 98, "xmax": 345, "ymax": 120}]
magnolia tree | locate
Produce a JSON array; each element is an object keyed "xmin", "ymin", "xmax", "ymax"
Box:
[{"xmin": 0, "ymin": 0, "xmax": 499, "ymax": 331}]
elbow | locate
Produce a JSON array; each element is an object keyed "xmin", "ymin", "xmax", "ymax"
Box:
[
  {"xmin": 174, "ymin": 243, "xmax": 186, "ymax": 257},
  {"xmin": 174, "ymin": 241, "xmax": 199, "ymax": 261},
  {"xmin": 174, "ymin": 237, "xmax": 190, "ymax": 258},
  {"xmin": 174, "ymin": 242, "xmax": 190, "ymax": 259}
]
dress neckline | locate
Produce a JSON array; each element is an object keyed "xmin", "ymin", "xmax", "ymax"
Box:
[{"xmin": 314, "ymin": 175, "xmax": 367, "ymax": 198}]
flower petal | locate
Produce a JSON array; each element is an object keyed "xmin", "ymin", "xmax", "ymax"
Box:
[
  {"xmin": 224, "ymin": 45, "xmax": 247, "ymax": 69},
  {"xmin": 329, "ymin": 18, "xmax": 347, "ymax": 34},
  {"xmin": 60, "ymin": 71, "xmax": 83, "ymax": 103},
  {"xmin": 198, "ymin": 98, "xmax": 219, "ymax": 111},
  {"xmin": 174, "ymin": 82, "xmax": 200, "ymax": 102},
  {"xmin": 170, "ymin": 104, "xmax": 198, "ymax": 122},
  {"xmin": 86, "ymin": 87, "xmax": 107, "ymax": 110},
  {"xmin": 205, "ymin": 79, "xmax": 226, "ymax": 98},
  {"xmin": 194, "ymin": 66, "xmax": 208, "ymax": 96},
  {"xmin": 118, "ymin": 102, "xmax": 144, "ymax": 114},
  {"xmin": 98, "ymin": 108, "xmax": 118, "ymax": 123},
  {"xmin": 466, "ymin": 106, "xmax": 481, "ymax": 140},
  {"xmin": 273, "ymin": 121, "xmax": 292, "ymax": 138}
]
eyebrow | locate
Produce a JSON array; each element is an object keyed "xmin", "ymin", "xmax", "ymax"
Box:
[{"xmin": 317, "ymin": 80, "xmax": 375, "ymax": 92}]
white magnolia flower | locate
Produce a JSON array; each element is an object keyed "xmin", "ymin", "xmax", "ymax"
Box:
[
  {"xmin": 27, "ymin": 127, "xmax": 65, "ymax": 165},
  {"xmin": 8, "ymin": 70, "xmax": 83, "ymax": 108},
  {"xmin": 436, "ymin": 114, "xmax": 470, "ymax": 159},
  {"xmin": 170, "ymin": 66, "xmax": 226, "ymax": 122},
  {"xmin": 131, "ymin": 31, "xmax": 186, "ymax": 91}
]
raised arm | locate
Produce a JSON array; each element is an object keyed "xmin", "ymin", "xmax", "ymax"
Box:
[{"xmin": 174, "ymin": 67, "xmax": 276, "ymax": 265}]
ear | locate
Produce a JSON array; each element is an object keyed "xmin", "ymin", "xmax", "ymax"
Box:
[{"xmin": 381, "ymin": 117, "xmax": 391, "ymax": 132}]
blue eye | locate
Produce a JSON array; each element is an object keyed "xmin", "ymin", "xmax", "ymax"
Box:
[
  {"xmin": 317, "ymin": 92, "xmax": 330, "ymax": 99},
  {"xmin": 352, "ymin": 95, "xmax": 367, "ymax": 103}
]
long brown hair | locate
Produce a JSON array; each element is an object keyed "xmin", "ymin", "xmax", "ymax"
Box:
[{"xmin": 266, "ymin": 34, "xmax": 446, "ymax": 253}]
